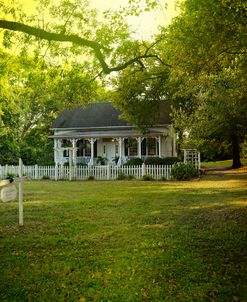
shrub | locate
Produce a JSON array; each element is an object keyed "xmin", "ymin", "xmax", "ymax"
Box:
[
  {"xmin": 96, "ymin": 156, "xmax": 108, "ymax": 165},
  {"xmin": 163, "ymin": 157, "xmax": 180, "ymax": 165},
  {"xmin": 77, "ymin": 163, "xmax": 88, "ymax": 167},
  {"xmin": 171, "ymin": 163, "xmax": 198, "ymax": 180},
  {"xmin": 124, "ymin": 158, "xmax": 143, "ymax": 166},
  {"xmin": 117, "ymin": 172, "xmax": 127, "ymax": 180},
  {"xmin": 142, "ymin": 174, "xmax": 154, "ymax": 181},
  {"xmin": 7, "ymin": 173, "xmax": 17, "ymax": 178},
  {"xmin": 126, "ymin": 174, "xmax": 135, "ymax": 180},
  {"xmin": 144, "ymin": 157, "xmax": 164, "ymax": 165},
  {"xmin": 42, "ymin": 175, "xmax": 50, "ymax": 180},
  {"xmin": 144, "ymin": 157, "xmax": 179, "ymax": 165},
  {"xmin": 88, "ymin": 175, "xmax": 95, "ymax": 180}
]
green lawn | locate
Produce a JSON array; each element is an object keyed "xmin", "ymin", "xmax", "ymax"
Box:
[
  {"xmin": 0, "ymin": 175, "xmax": 247, "ymax": 301},
  {"xmin": 201, "ymin": 158, "xmax": 247, "ymax": 168}
]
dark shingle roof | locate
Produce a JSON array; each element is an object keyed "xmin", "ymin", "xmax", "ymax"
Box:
[{"xmin": 52, "ymin": 102, "xmax": 170, "ymax": 129}]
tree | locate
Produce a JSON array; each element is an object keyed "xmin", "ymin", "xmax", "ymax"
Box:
[
  {"xmin": 0, "ymin": 0, "xmax": 162, "ymax": 74},
  {"xmin": 114, "ymin": 0, "xmax": 246, "ymax": 168},
  {"xmin": 164, "ymin": 0, "xmax": 247, "ymax": 168},
  {"xmin": 0, "ymin": 49, "xmax": 103, "ymax": 164}
]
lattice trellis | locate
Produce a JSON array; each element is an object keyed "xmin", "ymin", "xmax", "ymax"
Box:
[{"xmin": 183, "ymin": 149, "xmax": 201, "ymax": 170}]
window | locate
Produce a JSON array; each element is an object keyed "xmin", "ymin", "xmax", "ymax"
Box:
[
  {"xmin": 147, "ymin": 138, "xmax": 156, "ymax": 156},
  {"xmin": 115, "ymin": 143, "xmax": 119, "ymax": 155},
  {"xmin": 77, "ymin": 140, "xmax": 84, "ymax": 157},
  {"xmin": 76, "ymin": 139, "xmax": 91, "ymax": 157},
  {"xmin": 85, "ymin": 141, "xmax": 91, "ymax": 156}
]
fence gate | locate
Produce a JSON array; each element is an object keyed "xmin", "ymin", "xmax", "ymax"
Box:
[{"xmin": 183, "ymin": 149, "xmax": 201, "ymax": 169}]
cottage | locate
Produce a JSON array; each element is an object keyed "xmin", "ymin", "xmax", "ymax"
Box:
[{"xmin": 50, "ymin": 102, "xmax": 177, "ymax": 165}]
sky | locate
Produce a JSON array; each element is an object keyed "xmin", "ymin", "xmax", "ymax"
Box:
[
  {"xmin": 1, "ymin": 0, "xmax": 178, "ymax": 40},
  {"xmin": 89, "ymin": 0, "xmax": 178, "ymax": 39}
]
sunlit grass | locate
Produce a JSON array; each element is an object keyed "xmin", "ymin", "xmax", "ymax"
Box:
[
  {"xmin": 201, "ymin": 158, "xmax": 247, "ymax": 168},
  {"xmin": 0, "ymin": 175, "xmax": 247, "ymax": 301}
]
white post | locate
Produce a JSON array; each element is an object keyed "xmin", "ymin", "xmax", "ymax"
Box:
[
  {"xmin": 55, "ymin": 163, "xmax": 58, "ymax": 181},
  {"xmin": 69, "ymin": 149, "xmax": 72, "ymax": 181},
  {"xmin": 35, "ymin": 164, "xmax": 38, "ymax": 180},
  {"xmin": 107, "ymin": 165, "xmax": 110, "ymax": 180},
  {"xmin": 183, "ymin": 149, "xmax": 187, "ymax": 164},
  {"xmin": 117, "ymin": 137, "xmax": 124, "ymax": 166},
  {"xmin": 18, "ymin": 158, "xmax": 23, "ymax": 226},
  {"xmin": 198, "ymin": 152, "xmax": 201, "ymax": 170},
  {"xmin": 89, "ymin": 138, "xmax": 96, "ymax": 166},
  {"xmin": 158, "ymin": 136, "xmax": 162, "ymax": 157},
  {"xmin": 55, "ymin": 139, "xmax": 62, "ymax": 165},
  {"xmin": 142, "ymin": 163, "xmax": 146, "ymax": 177},
  {"xmin": 137, "ymin": 137, "xmax": 142, "ymax": 159},
  {"xmin": 71, "ymin": 138, "xmax": 77, "ymax": 165}
]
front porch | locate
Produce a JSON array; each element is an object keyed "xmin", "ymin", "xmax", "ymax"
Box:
[{"xmin": 54, "ymin": 135, "xmax": 176, "ymax": 166}]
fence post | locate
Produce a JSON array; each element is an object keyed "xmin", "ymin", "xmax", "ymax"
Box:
[
  {"xmin": 5, "ymin": 164, "xmax": 8, "ymax": 178},
  {"xmin": 69, "ymin": 163, "xmax": 72, "ymax": 181},
  {"xmin": 19, "ymin": 158, "xmax": 24, "ymax": 226},
  {"xmin": 107, "ymin": 165, "xmax": 110, "ymax": 180},
  {"xmin": 142, "ymin": 163, "xmax": 146, "ymax": 177},
  {"xmin": 55, "ymin": 164, "xmax": 58, "ymax": 181},
  {"xmin": 35, "ymin": 164, "xmax": 38, "ymax": 180}
]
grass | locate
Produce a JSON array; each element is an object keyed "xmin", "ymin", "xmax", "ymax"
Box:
[
  {"xmin": 0, "ymin": 175, "xmax": 247, "ymax": 301},
  {"xmin": 201, "ymin": 158, "xmax": 247, "ymax": 168}
]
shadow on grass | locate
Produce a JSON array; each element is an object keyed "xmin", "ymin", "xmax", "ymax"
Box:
[{"xmin": 149, "ymin": 205, "xmax": 247, "ymax": 301}]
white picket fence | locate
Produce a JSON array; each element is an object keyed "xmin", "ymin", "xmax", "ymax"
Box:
[{"xmin": 0, "ymin": 164, "xmax": 173, "ymax": 181}]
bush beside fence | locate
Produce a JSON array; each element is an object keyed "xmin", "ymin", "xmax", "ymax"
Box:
[{"xmin": 0, "ymin": 164, "xmax": 173, "ymax": 181}]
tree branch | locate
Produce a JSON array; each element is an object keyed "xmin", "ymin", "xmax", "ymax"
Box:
[
  {"xmin": 0, "ymin": 19, "xmax": 170, "ymax": 74},
  {"xmin": 0, "ymin": 20, "xmax": 112, "ymax": 73}
]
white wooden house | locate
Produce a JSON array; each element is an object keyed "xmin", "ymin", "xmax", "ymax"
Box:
[{"xmin": 50, "ymin": 102, "xmax": 177, "ymax": 165}]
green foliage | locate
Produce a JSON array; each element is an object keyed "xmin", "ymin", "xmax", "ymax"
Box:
[
  {"xmin": 164, "ymin": 0, "xmax": 247, "ymax": 168},
  {"xmin": 162, "ymin": 157, "xmax": 180, "ymax": 165},
  {"xmin": 0, "ymin": 49, "xmax": 102, "ymax": 165},
  {"xmin": 42, "ymin": 175, "xmax": 50, "ymax": 180},
  {"xmin": 77, "ymin": 163, "xmax": 88, "ymax": 167},
  {"xmin": 6, "ymin": 172, "xmax": 17, "ymax": 178},
  {"xmin": 142, "ymin": 174, "xmax": 154, "ymax": 181},
  {"xmin": 96, "ymin": 156, "xmax": 108, "ymax": 165},
  {"xmin": 144, "ymin": 157, "xmax": 164, "ymax": 165},
  {"xmin": 124, "ymin": 158, "xmax": 143, "ymax": 166},
  {"xmin": 171, "ymin": 163, "xmax": 198, "ymax": 180},
  {"xmin": 87, "ymin": 175, "xmax": 95, "ymax": 181},
  {"xmin": 144, "ymin": 157, "xmax": 179, "ymax": 165},
  {"xmin": 117, "ymin": 172, "xmax": 135, "ymax": 180},
  {"xmin": 117, "ymin": 172, "xmax": 127, "ymax": 180}
]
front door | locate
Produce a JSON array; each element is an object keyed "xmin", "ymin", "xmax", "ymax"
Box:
[{"xmin": 103, "ymin": 142, "xmax": 115, "ymax": 164}]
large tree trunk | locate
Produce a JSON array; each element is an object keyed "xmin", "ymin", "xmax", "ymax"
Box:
[{"xmin": 231, "ymin": 135, "xmax": 242, "ymax": 169}]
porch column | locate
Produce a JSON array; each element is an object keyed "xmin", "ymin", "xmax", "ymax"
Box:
[
  {"xmin": 137, "ymin": 137, "xmax": 142, "ymax": 158},
  {"xmin": 135, "ymin": 137, "xmax": 144, "ymax": 159},
  {"xmin": 71, "ymin": 138, "xmax": 78, "ymax": 165},
  {"xmin": 117, "ymin": 137, "xmax": 124, "ymax": 166},
  {"xmin": 89, "ymin": 138, "xmax": 96, "ymax": 166},
  {"xmin": 54, "ymin": 139, "xmax": 62, "ymax": 164},
  {"xmin": 54, "ymin": 138, "xmax": 58, "ymax": 164},
  {"xmin": 155, "ymin": 136, "xmax": 162, "ymax": 157},
  {"xmin": 158, "ymin": 136, "xmax": 162, "ymax": 157}
]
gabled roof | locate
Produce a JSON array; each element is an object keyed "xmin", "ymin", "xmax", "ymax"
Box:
[{"xmin": 51, "ymin": 102, "xmax": 170, "ymax": 129}]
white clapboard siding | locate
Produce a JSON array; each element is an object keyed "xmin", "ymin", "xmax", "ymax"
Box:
[{"xmin": 0, "ymin": 164, "xmax": 174, "ymax": 180}]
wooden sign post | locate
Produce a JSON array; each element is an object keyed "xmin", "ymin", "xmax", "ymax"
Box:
[
  {"xmin": 0, "ymin": 158, "xmax": 24, "ymax": 226},
  {"xmin": 18, "ymin": 158, "xmax": 24, "ymax": 226}
]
